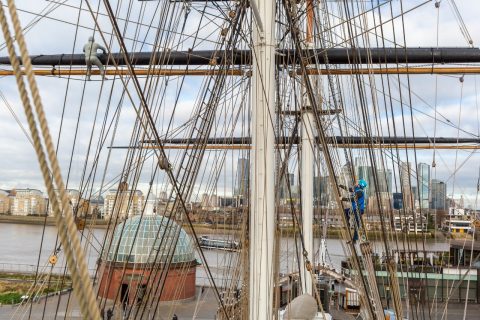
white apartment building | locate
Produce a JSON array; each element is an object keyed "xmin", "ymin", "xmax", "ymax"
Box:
[
  {"xmin": 0, "ymin": 190, "xmax": 9, "ymax": 214},
  {"xmin": 48, "ymin": 189, "xmax": 81, "ymax": 216},
  {"xmin": 104, "ymin": 189, "xmax": 144, "ymax": 219},
  {"xmin": 10, "ymin": 189, "xmax": 47, "ymax": 216}
]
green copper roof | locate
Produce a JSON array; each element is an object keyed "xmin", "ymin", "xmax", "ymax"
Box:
[{"xmin": 107, "ymin": 215, "xmax": 195, "ymax": 264}]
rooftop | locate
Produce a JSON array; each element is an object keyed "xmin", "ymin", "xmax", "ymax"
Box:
[{"xmin": 107, "ymin": 215, "xmax": 195, "ymax": 264}]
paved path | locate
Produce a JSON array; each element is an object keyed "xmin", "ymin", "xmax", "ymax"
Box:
[{"xmin": 1, "ymin": 288, "xmax": 479, "ymax": 319}]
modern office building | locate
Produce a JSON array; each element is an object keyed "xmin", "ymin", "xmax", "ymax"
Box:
[
  {"xmin": 411, "ymin": 186, "xmax": 418, "ymax": 204},
  {"xmin": 430, "ymin": 179, "xmax": 447, "ymax": 210},
  {"xmin": 393, "ymin": 193, "xmax": 403, "ymax": 210},
  {"xmin": 417, "ymin": 163, "xmax": 430, "ymax": 210},
  {"xmin": 399, "ymin": 161, "xmax": 413, "ymax": 211},
  {"xmin": 356, "ymin": 165, "xmax": 392, "ymax": 196},
  {"xmin": 376, "ymin": 168, "xmax": 393, "ymax": 193},
  {"xmin": 234, "ymin": 158, "xmax": 249, "ymax": 199}
]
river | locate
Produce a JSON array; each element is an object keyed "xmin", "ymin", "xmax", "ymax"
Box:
[{"xmin": 0, "ymin": 223, "xmax": 451, "ymax": 287}]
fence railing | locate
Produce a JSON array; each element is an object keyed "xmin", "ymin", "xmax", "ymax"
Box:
[{"xmin": 0, "ymin": 263, "xmax": 97, "ymax": 276}]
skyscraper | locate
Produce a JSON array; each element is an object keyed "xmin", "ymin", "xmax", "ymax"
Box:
[
  {"xmin": 375, "ymin": 168, "xmax": 393, "ymax": 193},
  {"xmin": 399, "ymin": 161, "xmax": 413, "ymax": 211},
  {"xmin": 411, "ymin": 186, "xmax": 418, "ymax": 203},
  {"xmin": 235, "ymin": 158, "xmax": 249, "ymax": 199},
  {"xmin": 386, "ymin": 169, "xmax": 393, "ymax": 193},
  {"xmin": 430, "ymin": 179, "xmax": 447, "ymax": 210},
  {"xmin": 417, "ymin": 163, "xmax": 430, "ymax": 210}
]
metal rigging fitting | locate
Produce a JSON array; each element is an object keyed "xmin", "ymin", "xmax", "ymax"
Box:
[{"xmin": 49, "ymin": 255, "xmax": 58, "ymax": 265}]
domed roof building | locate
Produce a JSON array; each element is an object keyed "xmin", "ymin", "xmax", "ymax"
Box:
[
  {"xmin": 98, "ymin": 208, "xmax": 197, "ymax": 304},
  {"xmin": 107, "ymin": 215, "xmax": 195, "ymax": 264}
]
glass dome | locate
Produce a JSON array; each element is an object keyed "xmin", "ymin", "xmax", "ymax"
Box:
[{"xmin": 107, "ymin": 215, "xmax": 195, "ymax": 264}]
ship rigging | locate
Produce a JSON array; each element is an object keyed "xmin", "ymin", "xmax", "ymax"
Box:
[{"xmin": 0, "ymin": 0, "xmax": 479, "ymax": 319}]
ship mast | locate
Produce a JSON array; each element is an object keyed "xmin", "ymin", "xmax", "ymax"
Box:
[
  {"xmin": 249, "ymin": 0, "xmax": 275, "ymax": 318},
  {"xmin": 300, "ymin": 0, "xmax": 315, "ymax": 296}
]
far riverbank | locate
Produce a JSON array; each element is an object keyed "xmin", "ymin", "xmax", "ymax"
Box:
[
  {"xmin": 0, "ymin": 214, "xmax": 109, "ymax": 228},
  {"xmin": 0, "ymin": 215, "xmax": 450, "ymax": 239},
  {"xmin": 0, "ymin": 215, "xmax": 237, "ymax": 235}
]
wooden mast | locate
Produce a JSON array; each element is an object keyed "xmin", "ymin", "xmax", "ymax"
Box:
[
  {"xmin": 249, "ymin": 0, "xmax": 275, "ymax": 318},
  {"xmin": 300, "ymin": 0, "xmax": 315, "ymax": 296}
]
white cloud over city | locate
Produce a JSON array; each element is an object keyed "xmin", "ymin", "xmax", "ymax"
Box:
[{"xmin": 0, "ymin": 0, "xmax": 479, "ymax": 207}]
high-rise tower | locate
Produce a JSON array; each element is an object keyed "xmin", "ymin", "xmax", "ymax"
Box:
[
  {"xmin": 430, "ymin": 179, "xmax": 447, "ymax": 210},
  {"xmin": 235, "ymin": 158, "xmax": 249, "ymax": 200},
  {"xmin": 417, "ymin": 163, "xmax": 430, "ymax": 210}
]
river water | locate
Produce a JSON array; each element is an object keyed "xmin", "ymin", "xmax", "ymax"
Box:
[{"xmin": 0, "ymin": 223, "xmax": 451, "ymax": 286}]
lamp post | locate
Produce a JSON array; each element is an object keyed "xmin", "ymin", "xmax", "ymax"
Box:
[{"xmin": 385, "ymin": 285, "xmax": 390, "ymax": 309}]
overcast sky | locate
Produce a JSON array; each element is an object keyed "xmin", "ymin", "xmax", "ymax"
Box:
[{"xmin": 0, "ymin": 0, "xmax": 480, "ymax": 207}]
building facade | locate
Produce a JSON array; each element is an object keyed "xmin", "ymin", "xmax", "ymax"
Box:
[
  {"xmin": 0, "ymin": 190, "xmax": 10, "ymax": 214},
  {"xmin": 90, "ymin": 196, "xmax": 104, "ymax": 218},
  {"xmin": 366, "ymin": 192, "xmax": 391, "ymax": 213},
  {"xmin": 234, "ymin": 158, "xmax": 249, "ymax": 199},
  {"xmin": 10, "ymin": 189, "xmax": 47, "ymax": 216},
  {"xmin": 417, "ymin": 163, "xmax": 430, "ymax": 210},
  {"xmin": 99, "ymin": 214, "xmax": 196, "ymax": 303},
  {"xmin": 442, "ymin": 208, "xmax": 472, "ymax": 234},
  {"xmin": 393, "ymin": 193, "xmax": 403, "ymax": 210},
  {"xmin": 430, "ymin": 179, "xmax": 447, "ymax": 210},
  {"xmin": 399, "ymin": 161, "xmax": 413, "ymax": 211},
  {"xmin": 48, "ymin": 189, "xmax": 81, "ymax": 216},
  {"xmin": 374, "ymin": 168, "xmax": 392, "ymax": 193},
  {"xmin": 104, "ymin": 189, "xmax": 145, "ymax": 219}
]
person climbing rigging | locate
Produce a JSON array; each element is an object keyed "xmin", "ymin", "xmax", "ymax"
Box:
[
  {"xmin": 83, "ymin": 36, "xmax": 107, "ymax": 80},
  {"xmin": 339, "ymin": 179, "xmax": 367, "ymax": 244}
]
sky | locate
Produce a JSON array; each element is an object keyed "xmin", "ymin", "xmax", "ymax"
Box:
[{"xmin": 0, "ymin": 0, "xmax": 480, "ymax": 207}]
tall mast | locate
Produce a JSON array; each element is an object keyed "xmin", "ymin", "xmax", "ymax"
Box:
[
  {"xmin": 300, "ymin": 0, "xmax": 315, "ymax": 296},
  {"xmin": 249, "ymin": 0, "xmax": 275, "ymax": 318}
]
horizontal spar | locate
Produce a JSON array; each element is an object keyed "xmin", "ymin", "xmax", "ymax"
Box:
[
  {"xmin": 0, "ymin": 68, "xmax": 244, "ymax": 77},
  {"xmin": 1, "ymin": 66, "xmax": 480, "ymax": 77},
  {"xmin": 109, "ymin": 136, "xmax": 480, "ymax": 150},
  {"xmin": 303, "ymin": 67, "xmax": 480, "ymax": 75},
  {"xmin": 1, "ymin": 48, "xmax": 480, "ymax": 66},
  {"xmin": 141, "ymin": 136, "xmax": 480, "ymax": 145},
  {"xmin": 111, "ymin": 144, "xmax": 480, "ymax": 150}
]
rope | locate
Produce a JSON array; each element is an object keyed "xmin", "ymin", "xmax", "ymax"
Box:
[{"xmin": 0, "ymin": 1, "xmax": 101, "ymax": 319}]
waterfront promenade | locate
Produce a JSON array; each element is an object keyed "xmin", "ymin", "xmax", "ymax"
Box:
[{"xmin": 0, "ymin": 287, "xmax": 479, "ymax": 319}]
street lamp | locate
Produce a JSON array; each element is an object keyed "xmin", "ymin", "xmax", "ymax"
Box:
[{"xmin": 385, "ymin": 285, "xmax": 390, "ymax": 309}]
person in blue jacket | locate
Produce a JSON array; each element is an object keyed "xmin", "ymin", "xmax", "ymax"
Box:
[{"xmin": 340, "ymin": 179, "xmax": 367, "ymax": 243}]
